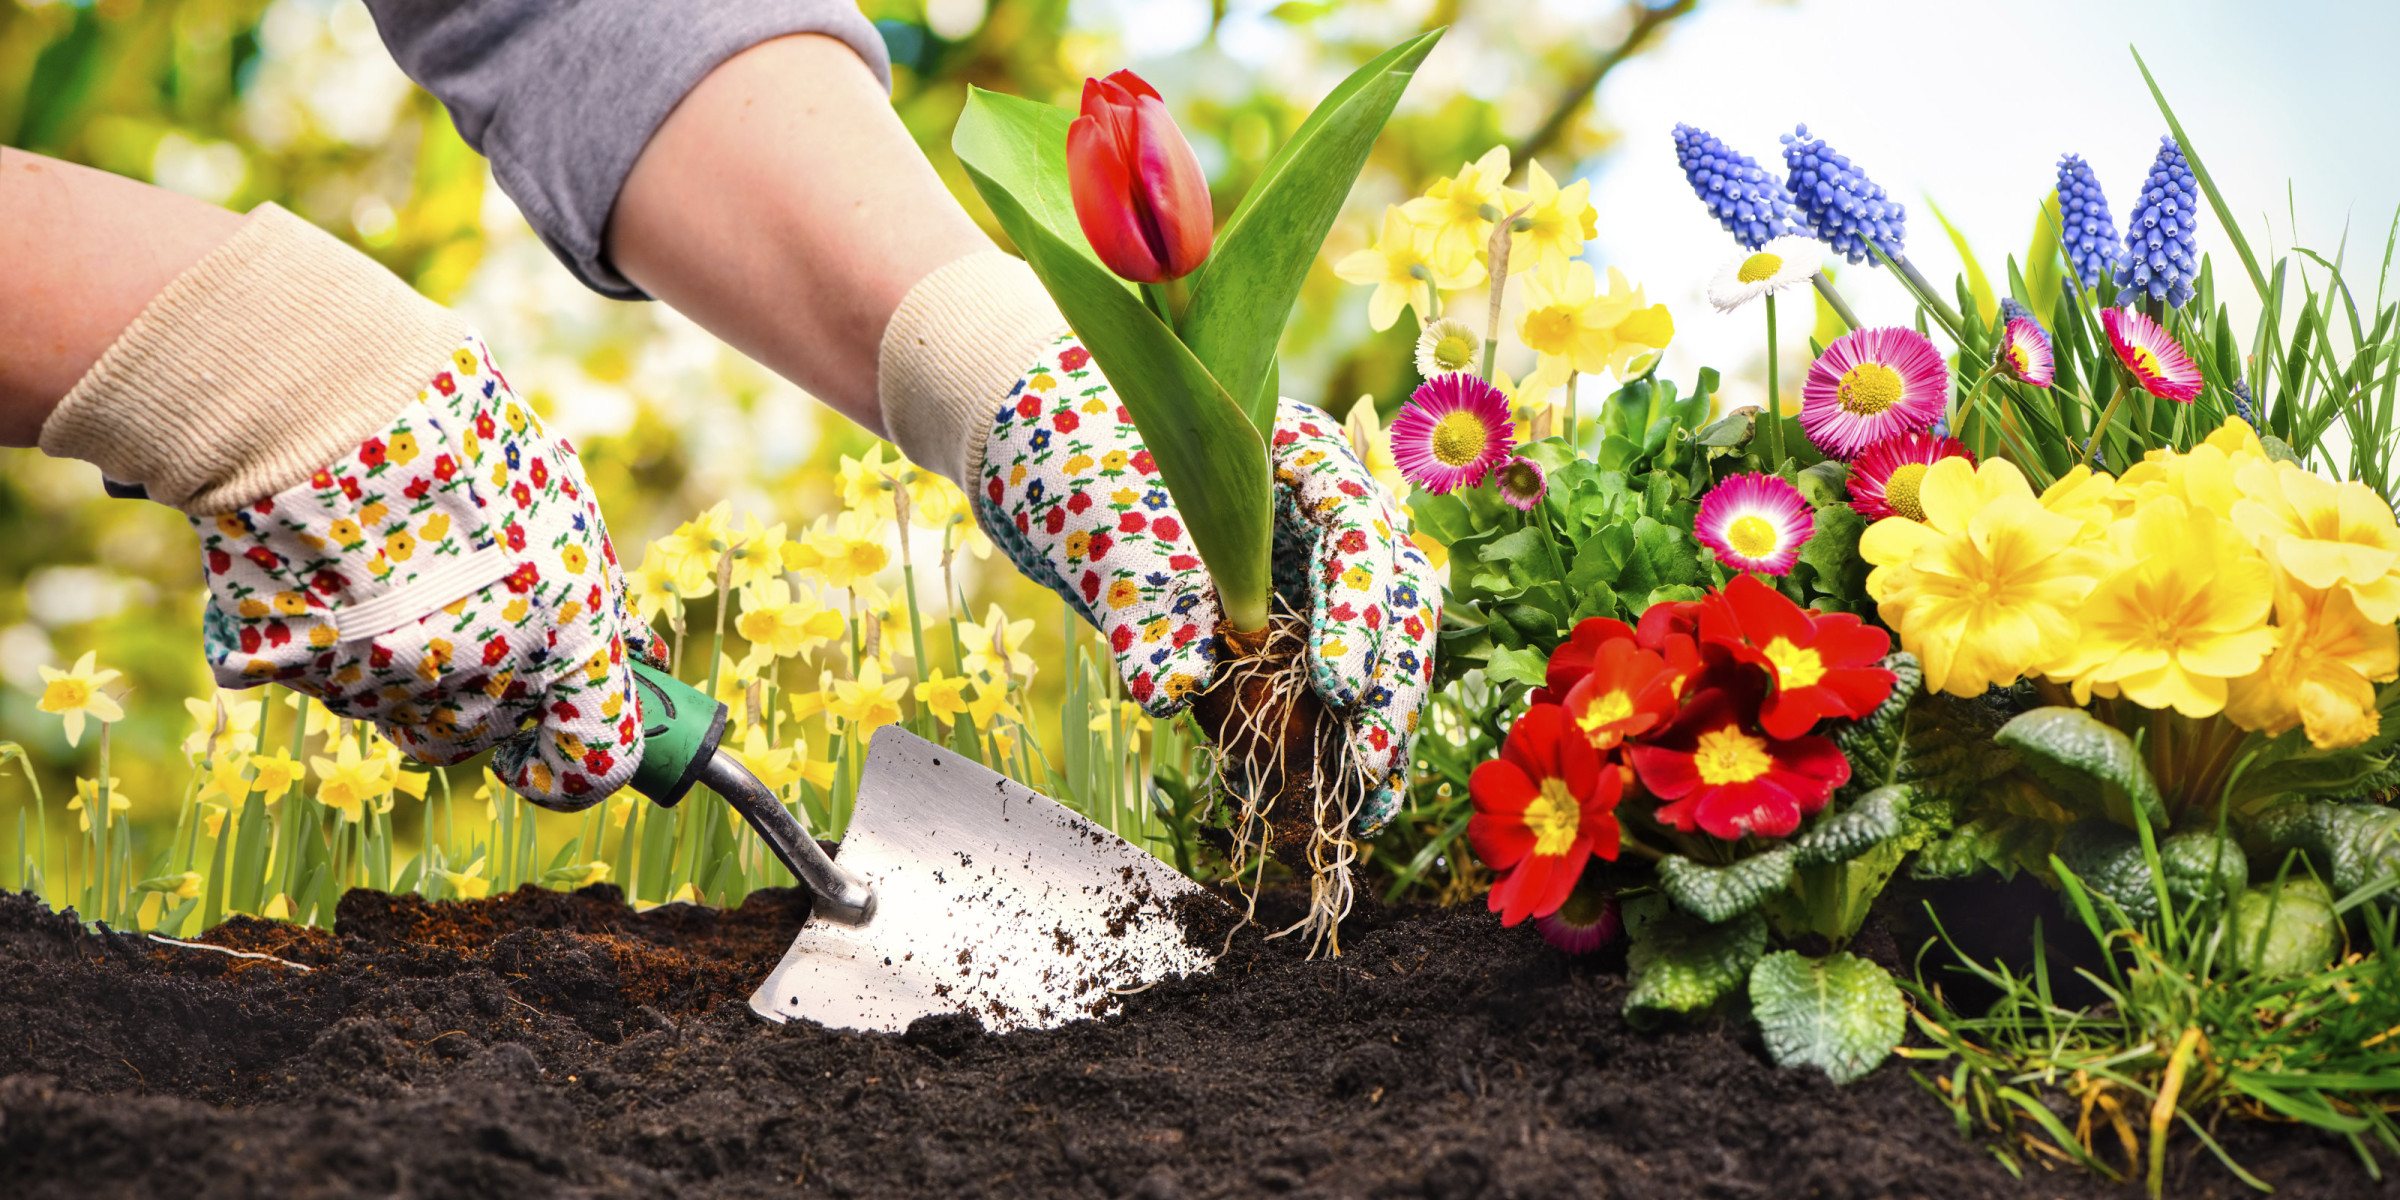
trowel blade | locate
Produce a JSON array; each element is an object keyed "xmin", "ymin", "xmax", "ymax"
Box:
[{"xmin": 749, "ymin": 725, "xmax": 1228, "ymax": 1033}]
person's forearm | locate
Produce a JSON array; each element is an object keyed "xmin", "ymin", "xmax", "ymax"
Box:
[
  {"xmin": 0, "ymin": 149, "xmax": 246, "ymax": 446},
  {"xmin": 606, "ymin": 34, "xmax": 993, "ymax": 435}
]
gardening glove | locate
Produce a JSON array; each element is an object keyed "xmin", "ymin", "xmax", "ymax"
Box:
[{"xmin": 38, "ymin": 204, "xmax": 654, "ymax": 811}]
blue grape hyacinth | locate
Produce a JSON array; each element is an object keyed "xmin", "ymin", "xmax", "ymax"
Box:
[
  {"xmin": 1672, "ymin": 124, "xmax": 1797, "ymax": 250},
  {"xmin": 2116, "ymin": 135, "xmax": 2200, "ymax": 308},
  {"xmin": 1780, "ymin": 124, "xmax": 1905, "ymax": 266},
  {"xmin": 2055, "ymin": 154, "xmax": 2120, "ymax": 291}
]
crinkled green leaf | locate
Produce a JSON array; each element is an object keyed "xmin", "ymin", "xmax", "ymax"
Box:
[
  {"xmin": 2255, "ymin": 800, "xmax": 2400, "ymax": 896},
  {"xmin": 1826, "ymin": 652, "xmax": 1919, "ymax": 798},
  {"xmin": 2228, "ymin": 877, "xmax": 2340, "ymax": 977},
  {"xmin": 2053, "ymin": 820, "xmax": 2246, "ymax": 923},
  {"xmin": 1748, "ymin": 951, "xmax": 1906, "ymax": 1084},
  {"xmin": 1994, "ymin": 706, "xmax": 2167, "ymax": 830},
  {"xmin": 1792, "ymin": 785, "xmax": 1912, "ymax": 866},
  {"xmin": 1623, "ymin": 894, "xmax": 1767, "ymax": 1022},
  {"xmin": 1657, "ymin": 849, "xmax": 1796, "ymax": 924}
]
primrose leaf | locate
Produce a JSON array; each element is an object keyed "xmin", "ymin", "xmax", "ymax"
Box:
[
  {"xmin": 1993, "ymin": 707, "xmax": 2167, "ymax": 831},
  {"xmin": 2255, "ymin": 800, "xmax": 2400, "ymax": 896},
  {"xmin": 1623, "ymin": 895, "xmax": 1767, "ymax": 1022},
  {"xmin": 1483, "ymin": 645, "xmax": 1549, "ymax": 689},
  {"xmin": 1795, "ymin": 502, "xmax": 1870, "ymax": 611},
  {"xmin": 2053, "ymin": 821, "xmax": 2247, "ymax": 922},
  {"xmin": 1657, "ymin": 849, "xmax": 1796, "ymax": 923},
  {"xmin": 1826, "ymin": 653, "xmax": 1918, "ymax": 794},
  {"xmin": 1791, "ymin": 785, "xmax": 1912, "ymax": 867},
  {"xmin": 1748, "ymin": 951, "xmax": 1906, "ymax": 1084},
  {"xmin": 2227, "ymin": 877, "xmax": 2341, "ymax": 977}
]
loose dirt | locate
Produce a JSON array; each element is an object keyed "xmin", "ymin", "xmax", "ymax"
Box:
[{"xmin": 0, "ymin": 884, "xmax": 2380, "ymax": 1198}]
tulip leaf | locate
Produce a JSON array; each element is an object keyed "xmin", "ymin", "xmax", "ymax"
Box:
[
  {"xmin": 1748, "ymin": 951, "xmax": 1905, "ymax": 1084},
  {"xmin": 959, "ymin": 157, "xmax": 1275, "ymax": 629},
  {"xmin": 953, "ymin": 87, "xmax": 1124, "ymax": 290},
  {"xmin": 1181, "ymin": 29, "xmax": 1444, "ymax": 437}
]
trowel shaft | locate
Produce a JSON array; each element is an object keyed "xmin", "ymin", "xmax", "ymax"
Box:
[{"xmin": 694, "ymin": 749, "xmax": 875, "ymax": 925}]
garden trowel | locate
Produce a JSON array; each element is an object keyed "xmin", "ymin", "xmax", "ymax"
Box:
[{"xmin": 627, "ymin": 661, "xmax": 1225, "ymax": 1033}]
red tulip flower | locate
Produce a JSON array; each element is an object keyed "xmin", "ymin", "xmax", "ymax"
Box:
[
  {"xmin": 1469, "ymin": 705, "xmax": 1624, "ymax": 926},
  {"xmin": 1067, "ymin": 70, "xmax": 1214, "ymax": 283},
  {"xmin": 1628, "ymin": 686, "xmax": 1850, "ymax": 841},
  {"xmin": 1703, "ymin": 574, "xmax": 1896, "ymax": 739}
]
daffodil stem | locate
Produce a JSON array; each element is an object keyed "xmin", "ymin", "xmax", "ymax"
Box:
[
  {"xmin": 1565, "ymin": 370, "xmax": 1581, "ymax": 452},
  {"xmin": 1765, "ymin": 293, "xmax": 1785, "ymax": 465},
  {"xmin": 96, "ymin": 724, "xmax": 111, "ymax": 923},
  {"xmin": 1810, "ymin": 271, "xmax": 1859, "ymax": 332}
]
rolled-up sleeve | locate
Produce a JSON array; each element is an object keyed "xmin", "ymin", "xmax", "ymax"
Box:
[{"xmin": 364, "ymin": 0, "xmax": 893, "ymax": 299}]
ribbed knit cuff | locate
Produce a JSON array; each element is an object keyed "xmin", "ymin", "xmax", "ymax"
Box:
[
  {"xmin": 876, "ymin": 250, "xmax": 1068, "ymax": 484},
  {"xmin": 39, "ymin": 204, "xmax": 468, "ymax": 514}
]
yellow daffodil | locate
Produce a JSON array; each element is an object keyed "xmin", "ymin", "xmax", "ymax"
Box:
[
  {"xmin": 965, "ymin": 680, "xmax": 1021, "ymax": 732},
  {"xmin": 631, "ymin": 542, "xmax": 697, "ymax": 621},
  {"xmin": 1400, "ymin": 146, "xmax": 1512, "ymax": 276},
  {"xmin": 914, "ymin": 669, "xmax": 973, "ymax": 727},
  {"xmin": 2230, "ymin": 459, "xmax": 2400, "ymax": 623},
  {"xmin": 788, "ymin": 686, "xmax": 829, "ymax": 726},
  {"xmin": 67, "ymin": 777, "xmax": 130, "ymax": 832},
  {"xmin": 37, "ymin": 651, "xmax": 124, "ymax": 748},
  {"xmin": 2047, "ymin": 495, "xmax": 2278, "ymax": 715},
  {"xmin": 250, "ymin": 750, "xmax": 306, "ymax": 798},
  {"xmin": 310, "ymin": 739, "xmax": 393, "ymax": 823},
  {"xmin": 1333, "ymin": 206, "xmax": 1483, "ymax": 332},
  {"xmin": 1589, "ymin": 266, "xmax": 1674, "ymax": 380},
  {"xmin": 2226, "ymin": 570, "xmax": 2400, "ymax": 748},
  {"xmin": 827, "ymin": 659, "xmax": 908, "ymax": 738},
  {"xmin": 202, "ymin": 803, "xmax": 230, "ymax": 839},
  {"xmin": 724, "ymin": 512, "xmax": 790, "ymax": 592},
  {"xmin": 437, "ymin": 856, "xmax": 492, "ymax": 901},
  {"xmin": 1860, "ymin": 457, "xmax": 2103, "ymax": 697},
  {"xmin": 730, "ymin": 724, "xmax": 804, "ymax": 792},
  {"xmin": 181, "ymin": 693, "xmax": 264, "ymax": 758},
  {"xmin": 797, "ymin": 510, "xmax": 892, "ymax": 590},
  {"xmin": 850, "ymin": 579, "xmax": 914, "ymax": 667},
  {"xmin": 282, "ymin": 690, "xmax": 344, "ymax": 738},
  {"xmin": 1088, "ymin": 700, "xmax": 1154, "ymax": 749},
  {"xmin": 262, "ymin": 893, "xmax": 295, "ymax": 920},
  {"xmin": 1343, "ymin": 396, "xmax": 1409, "ymax": 500},
  {"xmin": 958, "ymin": 604, "xmax": 1037, "ymax": 685},
  {"xmin": 1503, "ymin": 160, "xmax": 1596, "ymax": 277},
  {"xmin": 736, "ymin": 579, "xmax": 846, "ymax": 660},
  {"xmin": 838, "ymin": 446, "xmax": 902, "ymax": 520},
  {"xmin": 906, "ymin": 469, "xmax": 970, "ymax": 531},
  {"xmin": 197, "ymin": 756, "xmax": 255, "ymax": 808}
]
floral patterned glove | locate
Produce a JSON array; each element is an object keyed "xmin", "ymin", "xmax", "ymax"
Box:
[
  {"xmin": 975, "ymin": 332, "xmax": 1441, "ymax": 833},
  {"xmin": 189, "ymin": 333, "xmax": 654, "ymax": 810}
]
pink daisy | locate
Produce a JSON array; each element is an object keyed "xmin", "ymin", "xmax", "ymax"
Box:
[
  {"xmin": 1994, "ymin": 317, "xmax": 2054, "ymax": 388},
  {"xmin": 2101, "ymin": 307, "xmax": 2202, "ymax": 403},
  {"xmin": 1847, "ymin": 431, "xmax": 1976, "ymax": 522},
  {"xmin": 1494, "ymin": 455, "xmax": 1548, "ymax": 511},
  {"xmin": 1695, "ymin": 473, "xmax": 1815, "ymax": 575},
  {"xmin": 1535, "ymin": 882, "xmax": 1620, "ymax": 955},
  {"xmin": 1799, "ymin": 326, "xmax": 1951, "ymax": 460},
  {"xmin": 1390, "ymin": 372, "xmax": 1515, "ymax": 493}
]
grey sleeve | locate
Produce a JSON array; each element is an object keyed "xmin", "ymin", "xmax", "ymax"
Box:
[{"xmin": 364, "ymin": 0, "xmax": 893, "ymax": 300}]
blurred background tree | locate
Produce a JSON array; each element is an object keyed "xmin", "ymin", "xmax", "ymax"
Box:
[{"xmin": 0, "ymin": 0, "xmax": 1696, "ymax": 883}]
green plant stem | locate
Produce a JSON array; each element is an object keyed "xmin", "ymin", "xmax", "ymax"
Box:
[
  {"xmin": 1894, "ymin": 253, "xmax": 1968, "ymax": 343},
  {"xmin": 1811, "ymin": 271, "xmax": 1860, "ymax": 332},
  {"xmin": 1765, "ymin": 293, "xmax": 1785, "ymax": 464},
  {"xmin": 2086, "ymin": 377, "xmax": 2133, "ymax": 466},
  {"xmin": 95, "ymin": 725, "xmax": 111, "ymax": 923},
  {"xmin": 1565, "ymin": 370, "xmax": 1581, "ymax": 451}
]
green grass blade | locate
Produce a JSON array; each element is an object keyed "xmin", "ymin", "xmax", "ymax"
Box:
[{"xmin": 2132, "ymin": 46, "xmax": 2269, "ymax": 300}]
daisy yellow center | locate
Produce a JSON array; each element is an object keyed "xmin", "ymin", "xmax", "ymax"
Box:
[
  {"xmin": 1577, "ymin": 690, "xmax": 1635, "ymax": 744},
  {"xmin": 1524, "ymin": 776, "xmax": 1581, "ymax": 856},
  {"xmin": 1726, "ymin": 514, "xmax": 1781, "ymax": 559},
  {"xmin": 1763, "ymin": 638, "xmax": 1826, "ymax": 690},
  {"xmin": 1430, "ymin": 411, "xmax": 1492, "ymax": 467},
  {"xmin": 2126, "ymin": 345, "xmax": 2161, "ymax": 377},
  {"xmin": 1736, "ymin": 252, "xmax": 1783, "ymax": 284},
  {"xmin": 2001, "ymin": 344, "xmax": 2031, "ymax": 376},
  {"xmin": 1693, "ymin": 726, "xmax": 1775, "ymax": 786},
  {"xmin": 41, "ymin": 679, "xmax": 92, "ymax": 711},
  {"xmin": 1883, "ymin": 462, "xmax": 1931, "ymax": 522},
  {"xmin": 1433, "ymin": 334, "xmax": 1478, "ymax": 371},
  {"xmin": 1837, "ymin": 362, "xmax": 1905, "ymax": 415}
]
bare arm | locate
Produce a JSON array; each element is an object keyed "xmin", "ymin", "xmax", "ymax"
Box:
[
  {"xmin": 0, "ymin": 149, "xmax": 245, "ymax": 446},
  {"xmin": 604, "ymin": 34, "xmax": 993, "ymax": 436}
]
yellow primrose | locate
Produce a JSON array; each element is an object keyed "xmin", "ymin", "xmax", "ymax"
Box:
[
  {"xmin": 2226, "ymin": 573, "xmax": 2400, "ymax": 749},
  {"xmin": 1333, "ymin": 205, "xmax": 1483, "ymax": 332},
  {"xmin": 2046, "ymin": 496, "xmax": 2277, "ymax": 716},
  {"xmin": 1859, "ymin": 457, "xmax": 2102, "ymax": 697},
  {"xmin": 37, "ymin": 651, "xmax": 124, "ymax": 748},
  {"xmin": 1503, "ymin": 159, "xmax": 1597, "ymax": 277},
  {"xmin": 2230, "ymin": 460, "xmax": 2400, "ymax": 623},
  {"xmin": 2036, "ymin": 465, "xmax": 2119, "ymax": 537},
  {"xmin": 827, "ymin": 659, "xmax": 909, "ymax": 738},
  {"xmin": 67, "ymin": 777, "xmax": 130, "ymax": 832},
  {"xmin": 1399, "ymin": 146, "xmax": 1512, "ymax": 277},
  {"xmin": 914, "ymin": 669, "xmax": 973, "ymax": 727}
]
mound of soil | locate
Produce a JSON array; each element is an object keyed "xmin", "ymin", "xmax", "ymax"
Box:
[{"xmin": 0, "ymin": 884, "xmax": 2379, "ymax": 1198}]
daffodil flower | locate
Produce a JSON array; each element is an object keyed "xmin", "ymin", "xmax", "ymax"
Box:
[
  {"xmin": 37, "ymin": 651, "xmax": 124, "ymax": 748},
  {"xmin": 914, "ymin": 669, "xmax": 973, "ymax": 727},
  {"xmin": 67, "ymin": 776, "xmax": 130, "ymax": 832}
]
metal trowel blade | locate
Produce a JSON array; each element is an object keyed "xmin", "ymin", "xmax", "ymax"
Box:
[{"xmin": 749, "ymin": 725, "xmax": 1230, "ymax": 1033}]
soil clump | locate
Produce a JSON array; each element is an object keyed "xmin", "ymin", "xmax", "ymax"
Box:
[{"xmin": 0, "ymin": 884, "xmax": 2378, "ymax": 1198}]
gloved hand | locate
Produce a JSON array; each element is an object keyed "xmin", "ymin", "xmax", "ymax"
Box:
[
  {"xmin": 39, "ymin": 204, "xmax": 651, "ymax": 810},
  {"xmin": 189, "ymin": 334, "xmax": 655, "ymax": 808},
  {"xmin": 973, "ymin": 331, "xmax": 1441, "ymax": 833}
]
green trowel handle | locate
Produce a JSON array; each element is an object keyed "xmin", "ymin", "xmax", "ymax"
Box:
[{"xmin": 628, "ymin": 660, "xmax": 728, "ymax": 808}]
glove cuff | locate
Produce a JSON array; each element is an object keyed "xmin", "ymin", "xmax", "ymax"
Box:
[
  {"xmin": 39, "ymin": 203, "xmax": 468, "ymax": 514},
  {"xmin": 876, "ymin": 249, "xmax": 1066, "ymax": 485}
]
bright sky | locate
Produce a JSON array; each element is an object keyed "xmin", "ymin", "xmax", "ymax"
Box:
[{"xmin": 1588, "ymin": 0, "xmax": 2400, "ymax": 408}]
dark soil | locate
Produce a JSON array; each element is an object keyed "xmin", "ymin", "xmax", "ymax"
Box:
[{"xmin": 0, "ymin": 884, "xmax": 2383, "ymax": 1199}]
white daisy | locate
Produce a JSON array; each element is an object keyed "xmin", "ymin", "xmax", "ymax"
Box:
[
  {"xmin": 1706, "ymin": 235, "xmax": 1820, "ymax": 313},
  {"xmin": 1413, "ymin": 317, "xmax": 1483, "ymax": 379}
]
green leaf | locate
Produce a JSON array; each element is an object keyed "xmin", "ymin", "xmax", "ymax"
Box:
[
  {"xmin": 2131, "ymin": 47, "xmax": 2269, "ymax": 300},
  {"xmin": 951, "ymin": 89, "xmax": 1119, "ymax": 285},
  {"xmin": 1696, "ymin": 409, "xmax": 1755, "ymax": 448},
  {"xmin": 2227, "ymin": 877, "xmax": 2340, "ymax": 977},
  {"xmin": 1794, "ymin": 460, "xmax": 1849, "ymax": 507},
  {"xmin": 2025, "ymin": 191, "xmax": 2064, "ymax": 324},
  {"xmin": 1180, "ymin": 30, "xmax": 1443, "ymax": 435},
  {"xmin": 1656, "ymin": 849, "xmax": 1796, "ymax": 924},
  {"xmin": 1926, "ymin": 196, "xmax": 1997, "ymax": 325},
  {"xmin": 2255, "ymin": 800, "xmax": 2400, "ymax": 896},
  {"xmin": 1993, "ymin": 706, "xmax": 2167, "ymax": 830},
  {"xmin": 2053, "ymin": 821, "xmax": 2245, "ymax": 922},
  {"xmin": 958, "ymin": 154, "xmax": 1275, "ymax": 628},
  {"xmin": 1483, "ymin": 645, "xmax": 1549, "ymax": 689},
  {"xmin": 1623, "ymin": 894, "xmax": 1767, "ymax": 1022},
  {"xmin": 1748, "ymin": 951, "xmax": 1906, "ymax": 1084},
  {"xmin": 1791, "ymin": 785, "xmax": 1912, "ymax": 867}
]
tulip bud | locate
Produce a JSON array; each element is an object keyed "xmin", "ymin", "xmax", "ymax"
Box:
[{"xmin": 1066, "ymin": 70, "xmax": 1214, "ymax": 284}]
